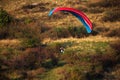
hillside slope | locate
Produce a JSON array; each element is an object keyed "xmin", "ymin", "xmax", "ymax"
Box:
[{"xmin": 0, "ymin": 0, "xmax": 120, "ymax": 80}]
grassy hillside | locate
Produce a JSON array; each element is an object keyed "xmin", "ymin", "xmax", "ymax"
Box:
[{"xmin": 0, "ymin": 0, "xmax": 120, "ymax": 80}]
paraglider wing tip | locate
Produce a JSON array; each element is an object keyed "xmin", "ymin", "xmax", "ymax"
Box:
[
  {"xmin": 88, "ymin": 30, "xmax": 92, "ymax": 33},
  {"xmin": 86, "ymin": 27, "xmax": 92, "ymax": 33},
  {"xmin": 48, "ymin": 8, "xmax": 55, "ymax": 16}
]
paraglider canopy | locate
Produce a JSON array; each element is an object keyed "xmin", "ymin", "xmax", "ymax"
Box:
[{"xmin": 49, "ymin": 7, "xmax": 92, "ymax": 33}]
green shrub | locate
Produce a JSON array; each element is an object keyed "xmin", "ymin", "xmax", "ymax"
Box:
[
  {"xmin": 0, "ymin": 9, "xmax": 13, "ymax": 39},
  {"xmin": 21, "ymin": 38, "xmax": 41, "ymax": 48},
  {"xmin": 55, "ymin": 27, "xmax": 70, "ymax": 38},
  {"xmin": 24, "ymin": 18, "xmax": 32, "ymax": 24},
  {"xmin": 68, "ymin": 26, "xmax": 88, "ymax": 38},
  {"xmin": 41, "ymin": 58, "xmax": 58, "ymax": 69},
  {"xmin": 0, "ymin": 8, "xmax": 12, "ymax": 27}
]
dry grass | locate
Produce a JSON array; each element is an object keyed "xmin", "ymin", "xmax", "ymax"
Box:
[
  {"xmin": 43, "ymin": 36, "xmax": 120, "ymax": 44},
  {"xmin": 0, "ymin": 39, "xmax": 20, "ymax": 48}
]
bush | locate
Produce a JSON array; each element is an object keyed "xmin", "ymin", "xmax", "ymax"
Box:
[
  {"xmin": 0, "ymin": 23, "xmax": 41, "ymax": 40},
  {"xmin": 88, "ymin": 0, "xmax": 120, "ymax": 22},
  {"xmin": 93, "ymin": 26, "xmax": 109, "ymax": 35},
  {"xmin": 0, "ymin": 46, "xmax": 59, "ymax": 79},
  {"xmin": 88, "ymin": 7, "xmax": 104, "ymax": 13},
  {"xmin": 105, "ymin": 28, "xmax": 120, "ymax": 37},
  {"xmin": 21, "ymin": 38, "xmax": 41, "ymax": 48},
  {"xmin": 24, "ymin": 18, "xmax": 32, "ymax": 24},
  {"xmin": 0, "ymin": 8, "xmax": 12, "ymax": 27},
  {"xmin": 7, "ymin": 46, "xmax": 59, "ymax": 70},
  {"xmin": 77, "ymin": 7, "xmax": 88, "ymax": 12},
  {"xmin": 55, "ymin": 27, "xmax": 70, "ymax": 38},
  {"xmin": 85, "ymin": 71, "xmax": 104, "ymax": 80},
  {"xmin": 0, "ymin": 27, "xmax": 9, "ymax": 39},
  {"xmin": 12, "ymin": 25, "xmax": 40, "ymax": 38},
  {"xmin": 61, "ymin": 53, "xmax": 105, "ymax": 80},
  {"xmin": 110, "ymin": 40, "xmax": 120, "ymax": 54},
  {"xmin": 40, "ymin": 25, "xmax": 51, "ymax": 33},
  {"xmin": 41, "ymin": 26, "xmax": 92, "ymax": 39},
  {"xmin": 68, "ymin": 26, "xmax": 88, "ymax": 38},
  {"xmin": 21, "ymin": 3, "xmax": 49, "ymax": 12},
  {"xmin": 89, "ymin": 0, "xmax": 120, "ymax": 8},
  {"xmin": 8, "ymin": 47, "xmax": 43, "ymax": 70},
  {"xmin": 102, "ymin": 9, "xmax": 120, "ymax": 22},
  {"xmin": 41, "ymin": 58, "xmax": 58, "ymax": 69}
]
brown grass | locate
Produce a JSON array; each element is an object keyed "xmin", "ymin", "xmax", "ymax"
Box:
[
  {"xmin": 88, "ymin": 0, "xmax": 120, "ymax": 8},
  {"xmin": 0, "ymin": 39, "xmax": 20, "ymax": 48},
  {"xmin": 102, "ymin": 8, "xmax": 120, "ymax": 22},
  {"xmin": 43, "ymin": 36, "xmax": 120, "ymax": 44},
  {"xmin": 105, "ymin": 28, "xmax": 120, "ymax": 37}
]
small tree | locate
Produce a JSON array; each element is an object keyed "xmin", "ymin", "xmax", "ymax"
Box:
[{"xmin": 0, "ymin": 8, "xmax": 12, "ymax": 27}]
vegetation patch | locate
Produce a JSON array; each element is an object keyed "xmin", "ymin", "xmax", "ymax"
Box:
[
  {"xmin": 105, "ymin": 27, "xmax": 120, "ymax": 37},
  {"xmin": 88, "ymin": 0, "xmax": 120, "ymax": 8},
  {"xmin": 102, "ymin": 9, "xmax": 120, "ymax": 22},
  {"xmin": 0, "ymin": 8, "xmax": 12, "ymax": 27},
  {"xmin": 88, "ymin": 7, "xmax": 104, "ymax": 14}
]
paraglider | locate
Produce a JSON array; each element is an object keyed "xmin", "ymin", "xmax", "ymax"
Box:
[{"xmin": 48, "ymin": 7, "xmax": 92, "ymax": 33}]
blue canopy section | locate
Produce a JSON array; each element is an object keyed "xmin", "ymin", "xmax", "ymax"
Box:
[
  {"xmin": 69, "ymin": 11, "xmax": 91, "ymax": 33},
  {"xmin": 48, "ymin": 8, "xmax": 55, "ymax": 16}
]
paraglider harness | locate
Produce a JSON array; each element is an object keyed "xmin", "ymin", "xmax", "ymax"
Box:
[{"xmin": 60, "ymin": 47, "xmax": 65, "ymax": 53}]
